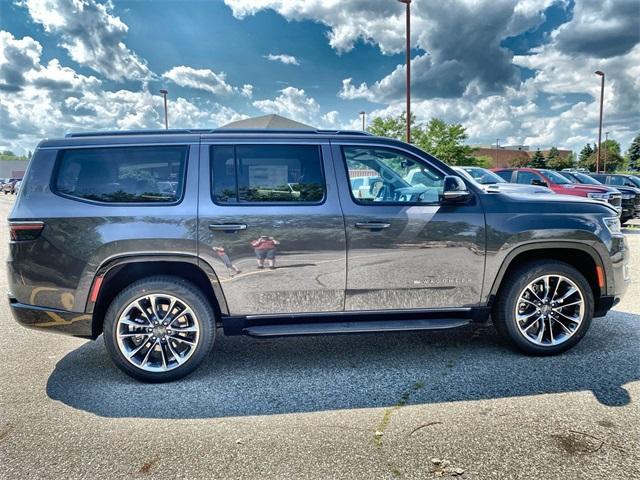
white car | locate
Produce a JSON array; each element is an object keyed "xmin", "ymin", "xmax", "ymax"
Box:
[
  {"xmin": 454, "ymin": 166, "xmax": 554, "ymax": 195},
  {"xmin": 350, "ymin": 175, "xmax": 381, "ymax": 200}
]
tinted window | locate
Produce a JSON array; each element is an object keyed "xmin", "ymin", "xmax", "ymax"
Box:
[
  {"xmin": 608, "ymin": 175, "xmax": 624, "ymax": 186},
  {"xmin": 343, "ymin": 146, "xmax": 444, "ymax": 204},
  {"xmin": 591, "ymin": 174, "xmax": 606, "ymax": 183},
  {"xmin": 211, "ymin": 145, "xmax": 325, "ymax": 203},
  {"xmin": 516, "ymin": 171, "xmax": 540, "ymax": 185},
  {"xmin": 55, "ymin": 146, "xmax": 187, "ymax": 203},
  {"xmin": 542, "ymin": 170, "xmax": 571, "ymax": 185},
  {"xmin": 494, "ymin": 170, "xmax": 513, "ymax": 182}
]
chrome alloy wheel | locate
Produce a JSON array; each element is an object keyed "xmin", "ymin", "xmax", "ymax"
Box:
[
  {"xmin": 116, "ymin": 294, "xmax": 200, "ymax": 372},
  {"xmin": 514, "ymin": 274, "xmax": 585, "ymax": 346}
]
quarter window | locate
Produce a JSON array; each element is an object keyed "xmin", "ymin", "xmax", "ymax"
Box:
[
  {"xmin": 343, "ymin": 146, "xmax": 444, "ymax": 204},
  {"xmin": 54, "ymin": 146, "xmax": 187, "ymax": 203},
  {"xmin": 211, "ymin": 145, "xmax": 325, "ymax": 203}
]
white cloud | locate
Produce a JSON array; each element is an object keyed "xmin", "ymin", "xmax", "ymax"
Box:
[
  {"xmin": 21, "ymin": 0, "xmax": 151, "ymax": 81},
  {"xmin": 162, "ymin": 66, "xmax": 253, "ymax": 97},
  {"xmin": 265, "ymin": 53, "xmax": 300, "ymax": 65},
  {"xmin": 253, "ymin": 86, "xmax": 340, "ymax": 128}
]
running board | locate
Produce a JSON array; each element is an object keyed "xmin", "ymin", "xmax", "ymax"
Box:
[{"xmin": 242, "ymin": 318, "xmax": 470, "ymax": 337}]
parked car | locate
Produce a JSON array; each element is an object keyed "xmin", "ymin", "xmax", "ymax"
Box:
[
  {"xmin": 13, "ymin": 180, "xmax": 22, "ymax": 195},
  {"xmin": 493, "ymin": 168, "xmax": 622, "ymax": 212},
  {"xmin": 349, "ymin": 175, "xmax": 381, "ymax": 200},
  {"xmin": 560, "ymin": 171, "xmax": 631, "ymax": 221},
  {"xmin": 2, "ymin": 178, "xmax": 20, "ymax": 195},
  {"xmin": 453, "ymin": 166, "xmax": 554, "ymax": 195},
  {"xmin": 591, "ymin": 174, "xmax": 640, "ymax": 223},
  {"xmin": 9, "ymin": 129, "xmax": 629, "ymax": 382}
]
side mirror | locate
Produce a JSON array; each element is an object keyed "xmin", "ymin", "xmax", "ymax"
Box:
[
  {"xmin": 442, "ymin": 175, "xmax": 471, "ymax": 203},
  {"xmin": 531, "ymin": 179, "xmax": 548, "ymax": 187}
]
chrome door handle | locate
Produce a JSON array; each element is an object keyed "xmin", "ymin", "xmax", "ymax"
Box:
[
  {"xmin": 209, "ymin": 224, "xmax": 247, "ymax": 232},
  {"xmin": 355, "ymin": 222, "xmax": 391, "ymax": 230}
]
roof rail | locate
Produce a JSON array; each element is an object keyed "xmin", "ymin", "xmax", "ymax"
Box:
[{"xmin": 65, "ymin": 128, "xmax": 373, "ymax": 138}]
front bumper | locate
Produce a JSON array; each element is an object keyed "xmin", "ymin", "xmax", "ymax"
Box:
[{"xmin": 9, "ymin": 297, "xmax": 94, "ymax": 338}]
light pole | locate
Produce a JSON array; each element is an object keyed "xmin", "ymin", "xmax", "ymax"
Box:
[
  {"xmin": 595, "ymin": 71, "xmax": 605, "ymax": 173},
  {"xmin": 604, "ymin": 131, "xmax": 610, "ymax": 173},
  {"xmin": 159, "ymin": 89, "xmax": 169, "ymax": 130},
  {"xmin": 495, "ymin": 138, "xmax": 501, "ymax": 166},
  {"xmin": 359, "ymin": 111, "xmax": 366, "ymax": 131},
  {"xmin": 398, "ymin": 0, "xmax": 411, "ymax": 143}
]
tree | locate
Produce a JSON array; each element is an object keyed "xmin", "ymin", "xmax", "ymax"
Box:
[
  {"xmin": 367, "ymin": 113, "xmax": 474, "ymax": 166},
  {"xmin": 509, "ymin": 156, "xmax": 531, "ymax": 168},
  {"xmin": 467, "ymin": 155, "xmax": 493, "ymax": 168},
  {"xmin": 578, "ymin": 144, "xmax": 593, "ymax": 167},
  {"xmin": 547, "ymin": 147, "xmax": 574, "ymax": 170},
  {"xmin": 530, "ymin": 149, "xmax": 546, "ymax": 168},
  {"xmin": 626, "ymin": 134, "xmax": 640, "ymax": 170},
  {"xmin": 413, "ymin": 118, "xmax": 474, "ymax": 165},
  {"xmin": 583, "ymin": 149, "xmax": 624, "ymax": 172},
  {"xmin": 368, "ymin": 112, "xmax": 422, "ymax": 142}
]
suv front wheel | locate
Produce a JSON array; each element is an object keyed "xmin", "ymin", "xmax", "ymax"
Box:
[
  {"xmin": 103, "ymin": 276, "xmax": 215, "ymax": 382},
  {"xmin": 493, "ymin": 260, "xmax": 594, "ymax": 355}
]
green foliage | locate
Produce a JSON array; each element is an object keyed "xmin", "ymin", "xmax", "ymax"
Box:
[
  {"xmin": 0, "ymin": 150, "xmax": 30, "ymax": 162},
  {"xmin": 466, "ymin": 155, "xmax": 493, "ymax": 168},
  {"xmin": 368, "ymin": 112, "xmax": 473, "ymax": 166},
  {"xmin": 578, "ymin": 143, "xmax": 593, "ymax": 167},
  {"xmin": 530, "ymin": 149, "xmax": 546, "ymax": 168},
  {"xmin": 626, "ymin": 133, "xmax": 640, "ymax": 170},
  {"xmin": 583, "ymin": 148, "xmax": 625, "ymax": 172},
  {"xmin": 547, "ymin": 148, "xmax": 574, "ymax": 170},
  {"xmin": 509, "ymin": 156, "xmax": 531, "ymax": 168}
]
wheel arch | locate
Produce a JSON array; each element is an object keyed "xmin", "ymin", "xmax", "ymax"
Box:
[
  {"xmin": 489, "ymin": 242, "xmax": 607, "ymax": 307},
  {"xmin": 88, "ymin": 255, "xmax": 228, "ymax": 338}
]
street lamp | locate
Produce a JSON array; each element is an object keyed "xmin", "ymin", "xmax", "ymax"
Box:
[
  {"xmin": 495, "ymin": 138, "xmax": 501, "ymax": 166},
  {"xmin": 398, "ymin": 0, "xmax": 411, "ymax": 144},
  {"xmin": 595, "ymin": 71, "xmax": 605, "ymax": 173},
  {"xmin": 359, "ymin": 111, "xmax": 366, "ymax": 131},
  {"xmin": 604, "ymin": 131, "xmax": 610, "ymax": 173},
  {"xmin": 159, "ymin": 89, "xmax": 169, "ymax": 130}
]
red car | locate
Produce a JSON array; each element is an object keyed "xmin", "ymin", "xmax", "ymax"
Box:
[{"xmin": 493, "ymin": 168, "xmax": 621, "ymax": 209}]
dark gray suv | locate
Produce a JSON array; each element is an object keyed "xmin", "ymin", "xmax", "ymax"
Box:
[{"xmin": 8, "ymin": 129, "xmax": 630, "ymax": 381}]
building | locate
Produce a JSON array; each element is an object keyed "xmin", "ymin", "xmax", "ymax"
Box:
[
  {"xmin": 472, "ymin": 145, "xmax": 572, "ymax": 168},
  {"xmin": 0, "ymin": 159, "xmax": 29, "ymax": 178}
]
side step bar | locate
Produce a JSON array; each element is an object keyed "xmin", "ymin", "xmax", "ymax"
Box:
[{"xmin": 243, "ymin": 318, "xmax": 470, "ymax": 338}]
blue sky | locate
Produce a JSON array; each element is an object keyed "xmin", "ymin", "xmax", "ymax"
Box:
[{"xmin": 1, "ymin": 0, "xmax": 638, "ymax": 154}]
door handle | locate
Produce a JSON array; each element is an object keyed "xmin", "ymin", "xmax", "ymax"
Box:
[
  {"xmin": 209, "ymin": 224, "xmax": 247, "ymax": 232},
  {"xmin": 355, "ymin": 222, "xmax": 391, "ymax": 230}
]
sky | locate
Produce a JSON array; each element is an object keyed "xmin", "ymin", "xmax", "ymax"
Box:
[{"xmin": 0, "ymin": 0, "xmax": 638, "ymax": 155}]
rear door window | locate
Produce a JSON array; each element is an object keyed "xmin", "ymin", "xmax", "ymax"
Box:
[
  {"xmin": 54, "ymin": 146, "xmax": 187, "ymax": 203},
  {"xmin": 211, "ymin": 144, "xmax": 325, "ymax": 204}
]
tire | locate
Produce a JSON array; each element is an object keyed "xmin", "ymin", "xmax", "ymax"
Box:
[
  {"xmin": 103, "ymin": 276, "xmax": 216, "ymax": 382},
  {"xmin": 493, "ymin": 260, "xmax": 594, "ymax": 355}
]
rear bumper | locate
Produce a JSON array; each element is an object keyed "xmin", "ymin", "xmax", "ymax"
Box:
[{"xmin": 9, "ymin": 297, "xmax": 94, "ymax": 339}]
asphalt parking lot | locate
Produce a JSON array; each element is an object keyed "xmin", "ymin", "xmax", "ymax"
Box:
[{"xmin": 0, "ymin": 193, "xmax": 638, "ymax": 480}]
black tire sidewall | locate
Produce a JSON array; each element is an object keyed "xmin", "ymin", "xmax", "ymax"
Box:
[
  {"xmin": 103, "ymin": 276, "xmax": 215, "ymax": 382},
  {"xmin": 495, "ymin": 261, "xmax": 594, "ymax": 355}
]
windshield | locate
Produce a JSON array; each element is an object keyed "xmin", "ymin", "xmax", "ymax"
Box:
[
  {"xmin": 542, "ymin": 170, "xmax": 572, "ymax": 185},
  {"xmin": 461, "ymin": 167, "xmax": 506, "ymax": 184},
  {"xmin": 574, "ymin": 172, "xmax": 601, "ymax": 185}
]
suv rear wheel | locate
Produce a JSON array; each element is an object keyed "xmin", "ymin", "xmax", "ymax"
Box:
[
  {"xmin": 493, "ymin": 260, "xmax": 594, "ymax": 355},
  {"xmin": 103, "ymin": 276, "xmax": 215, "ymax": 382}
]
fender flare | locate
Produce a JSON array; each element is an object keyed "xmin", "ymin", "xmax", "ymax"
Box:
[
  {"xmin": 488, "ymin": 241, "xmax": 608, "ymax": 299},
  {"xmin": 87, "ymin": 253, "xmax": 229, "ymax": 315}
]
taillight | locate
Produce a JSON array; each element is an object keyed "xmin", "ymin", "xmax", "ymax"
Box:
[{"xmin": 9, "ymin": 221, "xmax": 44, "ymax": 241}]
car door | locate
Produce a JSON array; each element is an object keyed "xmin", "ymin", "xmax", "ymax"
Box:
[
  {"xmin": 516, "ymin": 170, "xmax": 543, "ymax": 186},
  {"xmin": 198, "ymin": 139, "xmax": 346, "ymax": 316},
  {"xmin": 332, "ymin": 142, "xmax": 486, "ymax": 311}
]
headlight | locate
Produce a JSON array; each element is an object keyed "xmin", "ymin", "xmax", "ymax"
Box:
[
  {"xmin": 603, "ymin": 216, "xmax": 621, "ymax": 234},
  {"xmin": 587, "ymin": 192, "xmax": 609, "ymax": 201}
]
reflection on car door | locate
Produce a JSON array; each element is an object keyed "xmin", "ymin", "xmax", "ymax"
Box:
[
  {"xmin": 198, "ymin": 140, "xmax": 346, "ymax": 316},
  {"xmin": 332, "ymin": 143, "xmax": 486, "ymax": 311}
]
